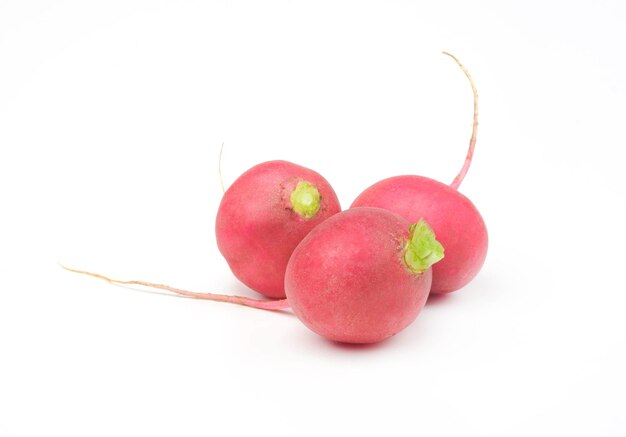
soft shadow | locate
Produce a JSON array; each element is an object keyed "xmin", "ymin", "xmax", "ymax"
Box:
[
  {"xmin": 425, "ymin": 292, "xmax": 454, "ymax": 307},
  {"xmin": 325, "ymin": 337, "xmax": 398, "ymax": 352}
]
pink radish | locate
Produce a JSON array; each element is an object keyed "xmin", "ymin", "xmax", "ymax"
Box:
[
  {"xmin": 216, "ymin": 160, "xmax": 341, "ymax": 298},
  {"xmin": 63, "ymin": 208, "xmax": 443, "ymax": 343},
  {"xmin": 285, "ymin": 207, "xmax": 444, "ymax": 343},
  {"xmin": 351, "ymin": 52, "xmax": 487, "ymax": 294}
]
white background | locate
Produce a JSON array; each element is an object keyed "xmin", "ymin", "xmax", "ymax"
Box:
[{"xmin": 1, "ymin": 1, "xmax": 625, "ymax": 436}]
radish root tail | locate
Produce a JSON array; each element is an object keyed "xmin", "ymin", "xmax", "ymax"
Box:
[
  {"xmin": 219, "ymin": 142, "xmax": 226, "ymax": 193},
  {"xmin": 443, "ymin": 51, "xmax": 479, "ymax": 191},
  {"xmin": 60, "ymin": 264, "xmax": 290, "ymax": 311}
]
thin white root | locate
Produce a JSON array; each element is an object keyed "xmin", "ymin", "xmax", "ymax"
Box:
[
  {"xmin": 61, "ymin": 264, "xmax": 290, "ymax": 311},
  {"xmin": 218, "ymin": 142, "xmax": 226, "ymax": 193},
  {"xmin": 442, "ymin": 51, "xmax": 479, "ymax": 191}
]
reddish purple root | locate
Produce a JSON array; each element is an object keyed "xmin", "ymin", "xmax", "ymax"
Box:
[
  {"xmin": 442, "ymin": 52, "xmax": 479, "ymax": 191},
  {"xmin": 61, "ymin": 265, "xmax": 290, "ymax": 311}
]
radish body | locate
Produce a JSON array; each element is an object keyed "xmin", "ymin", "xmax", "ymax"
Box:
[
  {"xmin": 285, "ymin": 207, "xmax": 443, "ymax": 343},
  {"xmin": 216, "ymin": 160, "xmax": 341, "ymax": 299},
  {"xmin": 351, "ymin": 177, "xmax": 487, "ymax": 293}
]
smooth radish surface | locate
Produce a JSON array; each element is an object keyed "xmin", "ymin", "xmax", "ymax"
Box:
[
  {"xmin": 285, "ymin": 207, "xmax": 444, "ymax": 344},
  {"xmin": 351, "ymin": 52, "xmax": 487, "ymax": 294},
  {"xmin": 216, "ymin": 160, "xmax": 341, "ymax": 299}
]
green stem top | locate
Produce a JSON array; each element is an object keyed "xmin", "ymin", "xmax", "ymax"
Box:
[
  {"xmin": 404, "ymin": 219, "xmax": 445, "ymax": 274},
  {"xmin": 290, "ymin": 181, "xmax": 321, "ymax": 219}
]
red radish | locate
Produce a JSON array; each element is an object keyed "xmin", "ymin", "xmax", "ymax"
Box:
[
  {"xmin": 216, "ymin": 160, "xmax": 341, "ymax": 299},
  {"xmin": 63, "ymin": 208, "xmax": 443, "ymax": 344},
  {"xmin": 285, "ymin": 207, "xmax": 443, "ymax": 343},
  {"xmin": 351, "ymin": 52, "xmax": 487, "ymax": 294}
]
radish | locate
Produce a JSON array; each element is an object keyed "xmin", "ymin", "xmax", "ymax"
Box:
[
  {"xmin": 216, "ymin": 160, "xmax": 341, "ymax": 298},
  {"xmin": 63, "ymin": 208, "xmax": 444, "ymax": 344},
  {"xmin": 351, "ymin": 52, "xmax": 487, "ymax": 294},
  {"xmin": 285, "ymin": 207, "xmax": 444, "ymax": 343}
]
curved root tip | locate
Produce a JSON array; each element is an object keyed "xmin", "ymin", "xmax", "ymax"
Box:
[
  {"xmin": 60, "ymin": 263, "xmax": 114, "ymax": 283},
  {"xmin": 442, "ymin": 51, "xmax": 479, "ymax": 191}
]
